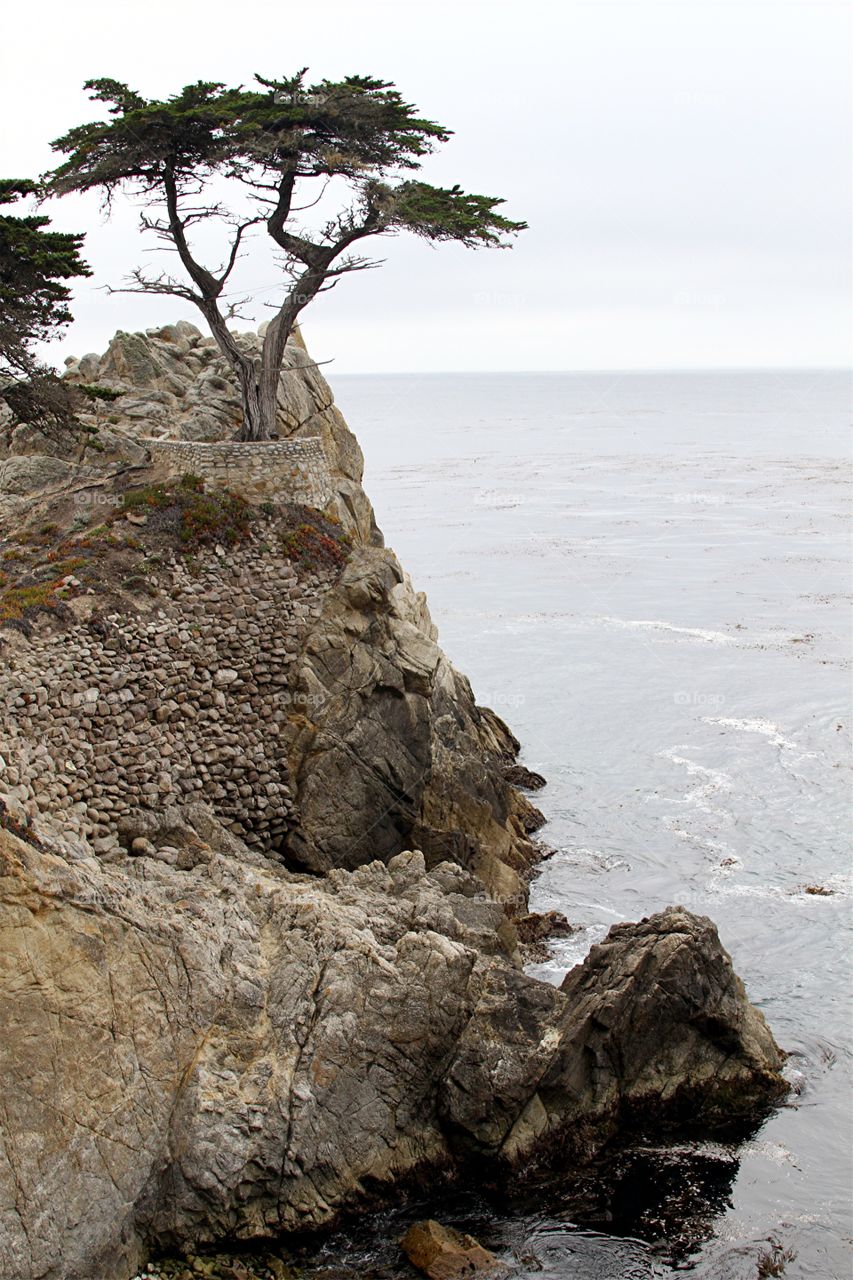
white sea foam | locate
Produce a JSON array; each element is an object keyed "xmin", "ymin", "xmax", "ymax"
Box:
[
  {"xmin": 707, "ymin": 853, "xmax": 743, "ymax": 877},
  {"xmin": 657, "ymin": 750, "xmax": 734, "ymax": 814},
  {"xmin": 740, "ymin": 1140, "xmax": 801, "ymax": 1168},
  {"xmin": 824, "ymin": 869, "xmax": 853, "ymax": 895},
  {"xmin": 524, "ymin": 924, "xmax": 608, "ymax": 986},
  {"xmin": 560, "ymin": 846, "xmax": 631, "ymax": 874},
  {"xmin": 711, "ymin": 881, "xmax": 846, "ymax": 903},
  {"xmin": 596, "ymin": 616, "xmax": 738, "ymax": 645},
  {"xmin": 702, "ymin": 715, "xmax": 814, "ymax": 754},
  {"xmin": 711, "ymin": 883, "xmax": 790, "ymax": 901},
  {"xmin": 660, "ymin": 750, "xmax": 733, "ymax": 788}
]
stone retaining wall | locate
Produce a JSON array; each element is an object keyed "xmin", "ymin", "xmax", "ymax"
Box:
[
  {"xmin": 0, "ymin": 548, "xmax": 335, "ymax": 859},
  {"xmin": 145, "ymin": 437, "xmax": 334, "ymax": 507}
]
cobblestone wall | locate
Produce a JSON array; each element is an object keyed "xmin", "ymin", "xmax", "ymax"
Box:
[
  {"xmin": 0, "ymin": 549, "xmax": 334, "ymax": 859},
  {"xmin": 145, "ymin": 437, "xmax": 334, "ymax": 507}
]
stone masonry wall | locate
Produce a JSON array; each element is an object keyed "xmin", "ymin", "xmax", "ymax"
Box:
[
  {"xmin": 0, "ymin": 550, "xmax": 335, "ymax": 859},
  {"xmin": 145, "ymin": 437, "xmax": 334, "ymax": 507}
]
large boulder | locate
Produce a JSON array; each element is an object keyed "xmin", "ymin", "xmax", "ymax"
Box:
[
  {"xmin": 0, "ymin": 453, "xmax": 77, "ymax": 495},
  {"xmin": 401, "ymin": 1220, "xmax": 507, "ymax": 1279},
  {"xmin": 440, "ymin": 907, "xmax": 787, "ymax": 1163},
  {"xmin": 93, "ymin": 330, "xmax": 187, "ymax": 395}
]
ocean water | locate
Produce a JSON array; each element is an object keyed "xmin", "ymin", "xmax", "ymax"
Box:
[{"xmin": 325, "ymin": 369, "xmax": 853, "ymax": 1279}]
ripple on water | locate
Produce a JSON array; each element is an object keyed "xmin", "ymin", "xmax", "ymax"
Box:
[{"xmin": 511, "ymin": 1224, "xmax": 663, "ymax": 1279}]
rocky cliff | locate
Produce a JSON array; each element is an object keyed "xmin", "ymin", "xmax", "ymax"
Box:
[
  {"xmin": 0, "ymin": 323, "xmax": 540, "ymax": 902},
  {"xmin": 0, "ymin": 325, "xmax": 786, "ymax": 1280}
]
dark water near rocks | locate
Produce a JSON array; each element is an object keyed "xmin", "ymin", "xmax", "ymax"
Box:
[{"xmin": 317, "ymin": 370, "xmax": 851, "ymax": 1279}]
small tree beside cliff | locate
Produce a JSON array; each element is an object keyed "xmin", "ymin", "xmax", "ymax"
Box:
[
  {"xmin": 46, "ymin": 73, "xmax": 526, "ymax": 441},
  {"xmin": 0, "ymin": 179, "xmax": 90, "ymax": 431}
]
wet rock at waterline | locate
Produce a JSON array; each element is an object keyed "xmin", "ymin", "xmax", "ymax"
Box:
[{"xmin": 401, "ymin": 1219, "xmax": 508, "ymax": 1279}]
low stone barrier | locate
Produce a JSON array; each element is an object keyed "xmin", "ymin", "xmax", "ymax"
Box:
[{"xmin": 144, "ymin": 437, "xmax": 333, "ymax": 507}]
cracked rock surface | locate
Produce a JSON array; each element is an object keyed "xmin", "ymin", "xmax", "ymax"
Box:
[{"xmin": 0, "ymin": 821, "xmax": 784, "ymax": 1280}]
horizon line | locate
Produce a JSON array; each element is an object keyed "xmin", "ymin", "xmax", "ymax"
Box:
[{"xmin": 328, "ymin": 365, "xmax": 852, "ymax": 377}]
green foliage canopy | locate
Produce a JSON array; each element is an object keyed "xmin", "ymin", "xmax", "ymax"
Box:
[
  {"xmin": 45, "ymin": 72, "xmax": 526, "ymax": 438},
  {"xmin": 0, "ymin": 180, "xmax": 90, "ymax": 431}
]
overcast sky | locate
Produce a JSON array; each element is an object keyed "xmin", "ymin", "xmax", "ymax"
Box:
[{"xmin": 2, "ymin": 0, "xmax": 850, "ymax": 372}]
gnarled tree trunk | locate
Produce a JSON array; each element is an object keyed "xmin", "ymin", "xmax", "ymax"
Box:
[
  {"xmin": 202, "ymin": 270, "xmax": 324, "ymax": 441},
  {"xmin": 198, "ymin": 303, "xmax": 270, "ymax": 441},
  {"xmin": 236, "ymin": 366, "xmax": 266, "ymax": 441},
  {"xmin": 257, "ymin": 312, "xmax": 291, "ymax": 441}
]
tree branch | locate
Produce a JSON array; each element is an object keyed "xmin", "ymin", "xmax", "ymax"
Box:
[
  {"xmin": 162, "ymin": 170, "xmax": 222, "ymax": 299},
  {"xmin": 107, "ymin": 270, "xmax": 202, "ymax": 303},
  {"xmin": 219, "ymin": 215, "xmax": 265, "ymax": 285}
]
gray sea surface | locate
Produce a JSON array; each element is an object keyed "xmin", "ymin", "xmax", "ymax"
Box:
[{"xmin": 328, "ymin": 368, "xmax": 853, "ymax": 1280}]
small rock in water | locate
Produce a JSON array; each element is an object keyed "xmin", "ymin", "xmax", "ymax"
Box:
[
  {"xmin": 504, "ymin": 764, "xmax": 546, "ymax": 791},
  {"xmin": 516, "ymin": 909, "xmax": 575, "ymax": 943},
  {"xmin": 401, "ymin": 1219, "xmax": 507, "ymax": 1279}
]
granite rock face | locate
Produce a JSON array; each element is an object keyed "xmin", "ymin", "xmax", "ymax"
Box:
[
  {"xmin": 441, "ymin": 907, "xmax": 786, "ymax": 1163},
  {"xmin": 66, "ymin": 322, "xmax": 381, "ymax": 546},
  {"xmin": 1, "ymin": 321, "xmax": 380, "ymax": 544},
  {"xmin": 286, "ymin": 546, "xmax": 543, "ymax": 903},
  {"xmin": 0, "ymin": 819, "xmax": 785, "ymax": 1280},
  {"xmin": 0, "ymin": 452, "xmax": 79, "ymax": 495}
]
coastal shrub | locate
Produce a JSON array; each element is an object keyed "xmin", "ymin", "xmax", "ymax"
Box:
[
  {"xmin": 39, "ymin": 556, "xmax": 85, "ymax": 576},
  {"xmin": 0, "ymin": 548, "xmax": 85, "ymax": 624},
  {"xmin": 122, "ymin": 574, "xmax": 157, "ymax": 596},
  {"xmin": 179, "ymin": 486, "xmax": 252, "ymax": 549},
  {"xmin": 78, "ymin": 383, "xmax": 121, "ymax": 403},
  {"xmin": 278, "ymin": 512, "xmax": 351, "ymax": 571},
  {"xmin": 0, "ymin": 579, "xmax": 69, "ymax": 622},
  {"xmin": 114, "ymin": 473, "xmax": 253, "ymax": 552},
  {"xmin": 17, "ymin": 527, "xmax": 58, "ymax": 547}
]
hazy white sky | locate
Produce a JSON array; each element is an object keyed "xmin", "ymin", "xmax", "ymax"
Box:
[{"xmin": 2, "ymin": 0, "xmax": 850, "ymax": 372}]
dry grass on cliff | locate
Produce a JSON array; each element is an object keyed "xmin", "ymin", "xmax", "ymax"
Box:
[{"xmin": 0, "ymin": 471, "xmax": 351, "ymax": 634}]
